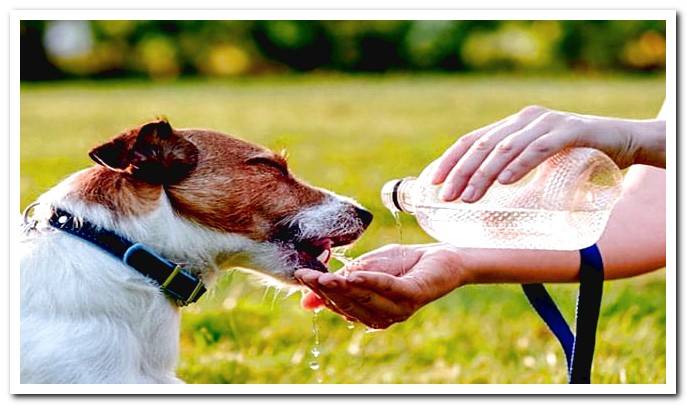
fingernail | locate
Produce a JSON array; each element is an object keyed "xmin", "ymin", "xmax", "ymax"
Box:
[
  {"xmin": 461, "ymin": 185, "xmax": 476, "ymax": 202},
  {"xmin": 498, "ymin": 170, "xmax": 513, "ymax": 184},
  {"xmin": 430, "ymin": 171, "xmax": 443, "ymax": 185},
  {"xmin": 440, "ymin": 186, "xmax": 456, "ymax": 201}
]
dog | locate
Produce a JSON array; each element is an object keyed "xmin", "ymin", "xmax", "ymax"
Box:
[{"xmin": 20, "ymin": 119, "xmax": 372, "ymax": 383}]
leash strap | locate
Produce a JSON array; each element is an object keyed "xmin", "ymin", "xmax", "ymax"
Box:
[
  {"xmin": 47, "ymin": 207, "xmax": 206, "ymax": 306},
  {"xmin": 521, "ymin": 244, "xmax": 604, "ymax": 384}
]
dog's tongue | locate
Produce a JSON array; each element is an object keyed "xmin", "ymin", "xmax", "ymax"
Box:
[
  {"xmin": 317, "ymin": 248, "xmax": 332, "ymax": 265},
  {"xmin": 297, "ymin": 239, "xmax": 332, "ymax": 273},
  {"xmin": 299, "ymin": 248, "xmax": 330, "ymax": 273}
]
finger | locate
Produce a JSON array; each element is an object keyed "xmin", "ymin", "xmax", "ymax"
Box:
[
  {"xmin": 460, "ymin": 123, "xmax": 552, "ymax": 203},
  {"xmin": 346, "ymin": 271, "xmax": 420, "ymax": 301},
  {"xmin": 439, "ymin": 106, "xmax": 549, "ymax": 201},
  {"xmin": 297, "ymin": 271, "xmax": 342, "ymax": 297},
  {"xmin": 295, "ymin": 268, "xmax": 324, "ymax": 285},
  {"xmin": 501, "ymin": 131, "xmax": 574, "ymax": 184},
  {"xmin": 297, "ymin": 274, "xmax": 356, "ymax": 319},
  {"xmin": 439, "ymin": 122, "xmax": 521, "ymax": 201},
  {"xmin": 430, "ymin": 121, "xmax": 502, "ymax": 185},
  {"xmin": 312, "ymin": 272, "xmax": 409, "ymax": 318},
  {"xmin": 312, "ymin": 280, "xmax": 408, "ymax": 328},
  {"xmin": 295, "ymin": 269, "xmax": 339, "ymax": 305}
]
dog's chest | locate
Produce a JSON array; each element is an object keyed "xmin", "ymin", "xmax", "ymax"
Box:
[{"xmin": 21, "ymin": 231, "xmax": 183, "ymax": 383}]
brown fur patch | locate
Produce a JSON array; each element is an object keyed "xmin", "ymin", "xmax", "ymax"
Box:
[
  {"xmin": 73, "ymin": 166, "xmax": 162, "ymax": 218},
  {"xmin": 80, "ymin": 124, "xmax": 327, "ymax": 240},
  {"xmin": 166, "ymin": 130, "xmax": 326, "ymax": 241}
]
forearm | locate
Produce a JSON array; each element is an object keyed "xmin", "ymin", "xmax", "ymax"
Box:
[{"xmin": 458, "ymin": 165, "xmax": 666, "ymax": 284}]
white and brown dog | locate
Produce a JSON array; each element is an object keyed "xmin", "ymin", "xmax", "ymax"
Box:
[{"xmin": 20, "ymin": 119, "xmax": 372, "ymax": 383}]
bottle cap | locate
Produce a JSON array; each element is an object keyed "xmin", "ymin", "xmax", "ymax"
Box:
[{"xmin": 381, "ymin": 179, "xmax": 404, "ymax": 213}]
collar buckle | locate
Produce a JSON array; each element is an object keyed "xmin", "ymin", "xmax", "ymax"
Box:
[{"xmin": 123, "ymin": 243, "xmax": 207, "ymax": 306}]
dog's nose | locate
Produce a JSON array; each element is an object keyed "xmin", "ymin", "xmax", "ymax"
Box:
[{"xmin": 354, "ymin": 207, "xmax": 373, "ymax": 228}]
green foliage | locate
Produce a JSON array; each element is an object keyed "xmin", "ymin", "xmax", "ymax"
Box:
[
  {"xmin": 21, "ymin": 74, "xmax": 666, "ymax": 383},
  {"xmin": 21, "ymin": 20, "xmax": 666, "ymax": 80}
]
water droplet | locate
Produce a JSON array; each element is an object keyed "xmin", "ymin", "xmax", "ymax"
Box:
[
  {"xmin": 312, "ymin": 311, "xmax": 320, "ymax": 345},
  {"xmin": 309, "ymin": 311, "xmax": 324, "ymax": 382},
  {"xmin": 365, "ymin": 327, "xmax": 383, "ymax": 334},
  {"xmin": 346, "ymin": 321, "xmax": 355, "ymax": 330}
]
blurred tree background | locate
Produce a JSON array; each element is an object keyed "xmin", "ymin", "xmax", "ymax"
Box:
[{"xmin": 21, "ymin": 20, "xmax": 665, "ymax": 81}]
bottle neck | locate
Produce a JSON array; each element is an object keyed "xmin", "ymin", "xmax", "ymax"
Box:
[
  {"xmin": 396, "ymin": 179, "xmax": 417, "ymax": 214},
  {"xmin": 381, "ymin": 178, "xmax": 417, "ymax": 214}
]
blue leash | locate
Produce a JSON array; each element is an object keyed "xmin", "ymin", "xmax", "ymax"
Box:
[{"xmin": 521, "ymin": 244, "xmax": 605, "ymax": 384}]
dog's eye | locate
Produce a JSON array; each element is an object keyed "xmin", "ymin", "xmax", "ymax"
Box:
[{"xmin": 245, "ymin": 156, "xmax": 289, "ymax": 177}]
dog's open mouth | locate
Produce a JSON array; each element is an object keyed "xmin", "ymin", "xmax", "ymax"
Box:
[
  {"xmin": 280, "ymin": 232, "xmax": 363, "ymax": 273},
  {"xmin": 271, "ymin": 207, "xmax": 371, "ymax": 276},
  {"xmin": 294, "ymin": 238, "xmax": 332, "ymax": 273}
]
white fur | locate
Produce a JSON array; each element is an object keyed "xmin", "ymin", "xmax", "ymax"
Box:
[
  {"xmin": 282, "ymin": 194, "xmax": 364, "ymax": 241},
  {"xmin": 20, "ymin": 170, "xmax": 359, "ymax": 384}
]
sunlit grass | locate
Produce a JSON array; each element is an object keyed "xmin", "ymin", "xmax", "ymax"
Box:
[{"xmin": 20, "ymin": 74, "xmax": 666, "ymax": 383}]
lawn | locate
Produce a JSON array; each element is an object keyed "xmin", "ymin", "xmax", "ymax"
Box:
[{"xmin": 20, "ymin": 74, "xmax": 666, "ymax": 384}]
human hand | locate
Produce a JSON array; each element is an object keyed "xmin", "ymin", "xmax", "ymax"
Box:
[
  {"xmin": 432, "ymin": 105, "xmax": 666, "ymax": 203},
  {"xmin": 295, "ymin": 243, "xmax": 466, "ymax": 330}
]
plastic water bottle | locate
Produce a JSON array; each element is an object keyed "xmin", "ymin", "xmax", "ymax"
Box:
[{"xmin": 381, "ymin": 148, "xmax": 623, "ymax": 250}]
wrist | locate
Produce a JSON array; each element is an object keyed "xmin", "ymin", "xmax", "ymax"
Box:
[
  {"xmin": 612, "ymin": 118, "xmax": 665, "ymax": 168},
  {"xmin": 436, "ymin": 243, "xmax": 475, "ymax": 287},
  {"xmin": 634, "ymin": 119, "xmax": 666, "ymax": 167}
]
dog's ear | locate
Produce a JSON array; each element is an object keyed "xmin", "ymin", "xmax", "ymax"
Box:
[{"xmin": 89, "ymin": 119, "xmax": 198, "ymax": 184}]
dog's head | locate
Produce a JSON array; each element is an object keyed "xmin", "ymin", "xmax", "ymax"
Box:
[{"xmin": 83, "ymin": 119, "xmax": 372, "ymax": 284}]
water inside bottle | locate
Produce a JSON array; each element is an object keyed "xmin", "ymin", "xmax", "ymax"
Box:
[
  {"xmin": 382, "ymin": 148, "xmax": 622, "ymax": 251},
  {"xmin": 414, "ymin": 204, "xmax": 609, "ymax": 251}
]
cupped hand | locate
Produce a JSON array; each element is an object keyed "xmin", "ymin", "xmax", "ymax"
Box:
[
  {"xmin": 295, "ymin": 243, "xmax": 466, "ymax": 330},
  {"xmin": 431, "ymin": 105, "xmax": 666, "ymax": 203}
]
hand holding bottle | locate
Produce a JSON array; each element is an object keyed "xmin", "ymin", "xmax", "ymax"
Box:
[
  {"xmin": 382, "ymin": 147, "xmax": 623, "ymax": 250},
  {"xmin": 432, "ymin": 105, "xmax": 666, "ymax": 203}
]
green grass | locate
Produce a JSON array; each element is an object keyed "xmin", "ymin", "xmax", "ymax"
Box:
[{"xmin": 21, "ymin": 74, "xmax": 666, "ymax": 384}]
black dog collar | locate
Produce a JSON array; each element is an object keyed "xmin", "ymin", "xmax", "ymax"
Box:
[{"xmin": 48, "ymin": 207, "xmax": 206, "ymax": 306}]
